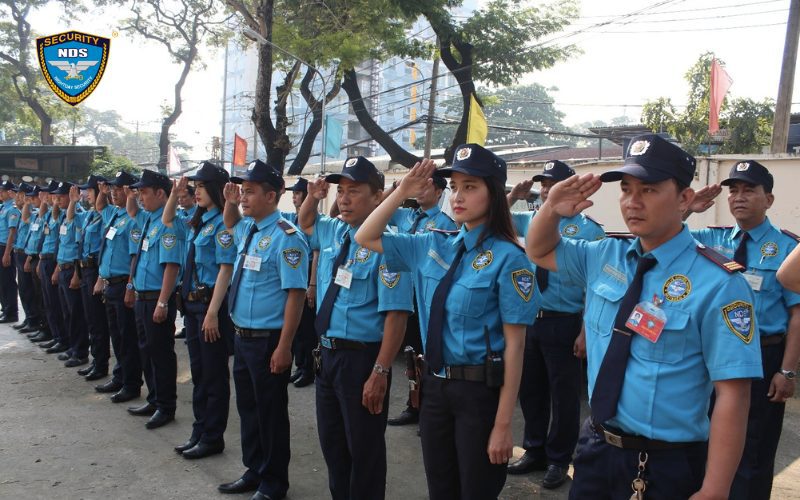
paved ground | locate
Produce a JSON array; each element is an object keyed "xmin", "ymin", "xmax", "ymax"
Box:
[{"xmin": 0, "ymin": 321, "xmax": 798, "ymax": 499}]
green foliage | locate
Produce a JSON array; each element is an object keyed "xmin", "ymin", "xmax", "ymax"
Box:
[{"xmin": 90, "ymin": 148, "xmax": 140, "ymax": 178}]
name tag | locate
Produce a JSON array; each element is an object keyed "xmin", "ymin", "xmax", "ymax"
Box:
[
  {"xmin": 626, "ymin": 301, "xmax": 667, "ymax": 343},
  {"xmin": 106, "ymin": 227, "xmax": 117, "ymax": 240},
  {"xmin": 44, "ymin": 226, "xmax": 50, "ymax": 235},
  {"xmin": 334, "ymin": 266, "xmax": 353, "ymax": 289},
  {"xmin": 142, "ymin": 238, "xmax": 150, "ymax": 252},
  {"xmin": 59, "ymin": 224, "xmax": 67, "ymax": 235},
  {"xmin": 31, "ymin": 223, "xmax": 40, "ymax": 232},
  {"xmin": 743, "ymin": 272, "xmax": 763, "ymax": 292},
  {"xmin": 243, "ymin": 255, "xmax": 262, "ymax": 271}
]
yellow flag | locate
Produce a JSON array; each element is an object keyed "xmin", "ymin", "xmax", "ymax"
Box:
[{"xmin": 466, "ymin": 92, "xmax": 488, "ymax": 145}]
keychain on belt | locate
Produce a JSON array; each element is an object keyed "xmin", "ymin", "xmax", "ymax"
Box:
[{"xmin": 630, "ymin": 451, "xmax": 648, "ymax": 499}]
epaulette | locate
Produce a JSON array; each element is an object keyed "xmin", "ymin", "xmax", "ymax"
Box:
[
  {"xmin": 696, "ymin": 244, "xmax": 745, "ymax": 273},
  {"xmin": 707, "ymin": 225, "xmax": 733, "ymax": 229},
  {"xmin": 430, "ymin": 228, "xmax": 459, "ymax": 235},
  {"xmin": 584, "ymin": 214, "xmax": 604, "ymax": 226},
  {"xmin": 781, "ymin": 229, "xmax": 800, "ymax": 242},
  {"xmin": 605, "ymin": 231, "xmax": 634, "ymax": 239},
  {"xmin": 277, "ymin": 219, "xmax": 297, "ymax": 235}
]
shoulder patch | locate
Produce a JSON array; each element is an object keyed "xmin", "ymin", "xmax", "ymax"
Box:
[
  {"xmin": 722, "ymin": 300, "xmax": 754, "ymax": 343},
  {"xmin": 512, "ymin": 269, "xmax": 534, "ymax": 302},
  {"xmin": 130, "ymin": 228, "xmax": 142, "ymax": 243},
  {"xmin": 379, "ymin": 264, "xmax": 400, "ymax": 288},
  {"xmin": 472, "ymin": 250, "xmax": 493, "ymax": 270},
  {"xmin": 282, "ymin": 248, "xmax": 303, "ymax": 269},
  {"xmin": 781, "ymin": 228, "xmax": 800, "ymax": 242},
  {"xmin": 216, "ymin": 230, "xmax": 233, "ymax": 249},
  {"xmin": 277, "ymin": 219, "xmax": 297, "ymax": 235},
  {"xmin": 696, "ymin": 244, "xmax": 745, "ymax": 273},
  {"xmin": 161, "ymin": 233, "xmax": 177, "ymax": 250}
]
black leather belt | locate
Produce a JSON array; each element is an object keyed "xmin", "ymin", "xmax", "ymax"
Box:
[
  {"xmin": 59, "ymin": 263, "xmax": 75, "ymax": 270},
  {"xmin": 319, "ymin": 335, "xmax": 370, "ymax": 350},
  {"xmin": 186, "ymin": 287, "xmax": 214, "ymax": 303},
  {"xmin": 440, "ymin": 364, "xmax": 486, "ymax": 382},
  {"xmin": 537, "ymin": 309, "xmax": 582, "ymax": 319},
  {"xmin": 103, "ymin": 276, "xmax": 129, "ymax": 285},
  {"xmin": 134, "ymin": 290, "xmax": 161, "ymax": 301},
  {"xmin": 80, "ymin": 256, "xmax": 98, "ymax": 268},
  {"xmin": 761, "ymin": 334, "xmax": 785, "ymax": 347},
  {"xmin": 591, "ymin": 422, "xmax": 699, "ymax": 450},
  {"xmin": 234, "ymin": 326, "xmax": 279, "ymax": 338},
  {"xmin": 40, "ymin": 253, "xmax": 55, "ymax": 260},
  {"xmin": 14, "ymin": 249, "xmax": 25, "ymax": 255}
]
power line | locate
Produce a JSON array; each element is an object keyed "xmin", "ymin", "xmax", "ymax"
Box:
[
  {"xmin": 577, "ymin": 0, "xmax": 783, "ymax": 18},
  {"xmin": 598, "ymin": 21, "xmax": 786, "ymax": 33},
  {"xmin": 568, "ymin": 7, "xmax": 788, "ymax": 26}
]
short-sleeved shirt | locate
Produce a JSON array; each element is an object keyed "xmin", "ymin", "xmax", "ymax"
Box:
[
  {"xmin": 0, "ymin": 199, "xmax": 21, "ymax": 245},
  {"xmin": 132, "ymin": 206, "xmax": 185, "ymax": 291},
  {"xmin": 178, "ymin": 205, "xmax": 197, "ymax": 221},
  {"xmin": 555, "ymin": 225, "xmax": 763, "ymax": 442},
  {"xmin": 41, "ymin": 211, "xmax": 64, "ymax": 255},
  {"xmin": 230, "ymin": 210, "xmax": 309, "ymax": 329},
  {"xmin": 382, "ymin": 224, "xmax": 538, "ymax": 366},
  {"xmin": 57, "ymin": 210, "xmax": 82, "ymax": 264},
  {"xmin": 75, "ymin": 210, "xmax": 104, "ymax": 259},
  {"xmin": 310, "ymin": 214, "xmax": 414, "ymax": 342},
  {"xmin": 25, "ymin": 209, "xmax": 46, "ymax": 256},
  {"xmin": 513, "ymin": 211, "xmax": 605, "ymax": 313},
  {"xmin": 14, "ymin": 208, "xmax": 34, "ymax": 251},
  {"xmin": 174, "ymin": 206, "xmax": 236, "ymax": 288},
  {"xmin": 693, "ymin": 218, "xmax": 800, "ymax": 336},
  {"xmin": 98, "ymin": 205, "xmax": 134, "ymax": 278},
  {"xmin": 389, "ymin": 205, "xmax": 457, "ymax": 234}
]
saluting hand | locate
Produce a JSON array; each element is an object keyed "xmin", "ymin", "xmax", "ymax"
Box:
[
  {"xmin": 307, "ymin": 178, "xmax": 329, "ymax": 200},
  {"xmin": 98, "ymin": 180, "xmax": 110, "ymax": 195},
  {"xmin": 396, "ymin": 158, "xmax": 436, "ymax": 198},
  {"xmin": 223, "ymin": 182, "xmax": 241, "ymax": 205},
  {"xmin": 687, "ymin": 183, "xmax": 722, "ymax": 215},
  {"xmin": 509, "ymin": 179, "xmax": 534, "ymax": 202},
  {"xmin": 176, "ymin": 176, "xmax": 189, "ymax": 194},
  {"xmin": 362, "ymin": 371, "xmax": 388, "ymax": 415},
  {"xmin": 69, "ymin": 185, "xmax": 81, "ymax": 203},
  {"xmin": 123, "ymin": 185, "xmax": 136, "ymax": 200},
  {"xmin": 544, "ymin": 173, "xmax": 601, "ymax": 218}
]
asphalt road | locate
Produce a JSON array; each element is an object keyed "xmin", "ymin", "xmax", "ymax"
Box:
[{"xmin": 0, "ymin": 321, "xmax": 798, "ymax": 499}]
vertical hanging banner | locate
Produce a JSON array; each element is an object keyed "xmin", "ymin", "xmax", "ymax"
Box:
[
  {"xmin": 36, "ymin": 31, "xmax": 110, "ymax": 106},
  {"xmin": 709, "ymin": 58, "xmax": 733, "ymax": 134},
  {"xmin": 466, "ymin": 92, "xmax": 488, "ymax": 146},
  {"xmin": 233, "ymin": 134, "xmax": 247, "ymax": 166}
]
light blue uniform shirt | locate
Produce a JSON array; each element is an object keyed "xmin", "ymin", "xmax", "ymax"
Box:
[
  {"xmin": 132, "ymin": 206, "xmax": 185, "ymax": 291},
  {"xmin": 382, "ymin": 224, "xmax": 538, "ymax": 366},
  {"xmin": 556, "ymin": 225, "xmax": 763, "ymax": 441},
  {"xmin": 174, "ymin": 207, "xmax": 236, "ymax": 288},
  {"xmin": 0, "ymin": 199, "xmax": 21, "ymax": 245},
  {"xmin": 25, "ymin": 209, "xmax": 46, "ymax": 256},
  {"xmin": 57, "ymin": 212, "xmax": 81, "ymax": 264},
  {"xmin": 41, "ymin": 211, "xmax": 63, "ymax": 255},
  {"xmin": 14, "ymin": 209, "xmax": 33, "ymax": 251},
  {"xmin": 99, "ymin": 206, "xmax": 134, "ymax": 278},
  {"xmin": 513, "ymin": 211, "xmax": 605, "ymax": 313},
  {"xmin": 230, "ymin": 210, "xmax": 309, "ymax": 329},
  {"xmin": 179, "ymin": 204, "xmax": 197, "ymax": 221},
  {"xmin": 389, "ymin": 205, "xmax": 457, "ymax": 234},
  {"xmin": 693, "ymin": 218, "xmax": 800, "ymax": 337},
  {"xmin": 311, "ymin": 214, "xmax": 414, "ymax": 342},
  {"xmin": 76, "ymin": 210, "xmax": 104, "ymax": 259}
]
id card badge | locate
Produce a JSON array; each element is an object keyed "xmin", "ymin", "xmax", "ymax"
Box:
[
  {"xmin": 243, "ymin": 254, "xmax": 262, "ymax": 271},
  {"xmin": 743, "ymin": 271, "xmax": 763, "ymax": 292},
  {"xmin": 334, "ymin": 266, "xmax": 353, "ymax": 289},
  {"xmin": 31, "ymin": 223, "xmax": 40, "ymax": 232},
  {"xmin": 625, "ymin": 301, "xmax": 667, "ymax": 343},
  {"xmin": 141, "ymin": 238, "xmax": 150, "ymax": 252},
  {"xmin": 59, "ymin": 224, "xmax": 67, "ymax": 235},
  {"xmin": 44, "ymin": 225, "xmax": 50, "ymax": 235},
  {"xmin": 106, "ymin": 227, "xmax": 117, "ymax": 240}
]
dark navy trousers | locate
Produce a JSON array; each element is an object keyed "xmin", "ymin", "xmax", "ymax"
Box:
[
  {"xmin": 79, "ymin": 266, "xmax": 110, "ymax": 371},
  {"xmin": 0, "ymin": 245, "xmax": 18, "ymax": 318},
  {"xmin": 233, "ymin": 333, "xmax": 291, "ymax": 499},
  {"xmin": 291, "ymin": 301, "xmax": 316, "ymax": 374},
  {"xmin": 134, "ymin": 296, "xmax": 177, "ymax": 413},
  {"xmin": 38, "ymin": 258, "xmax": 65, "ymax": 345},
  {"xmin": 58, "ymin": 267, "xmax": 88, "ymax": 359},
  {"xmin": 14, "ymin": 251, "xmax": 38, "ymax": 324},
  {"xmin": 103, "ymin": 281, "xmax": 141, "ymax": 391},
  {"xmin": 183, "ymin": 297, "xmax": 233, "ymax": 445},
  {"xmin": 519, "ymin": 313, "xmax": 583, "ymax": 466}
]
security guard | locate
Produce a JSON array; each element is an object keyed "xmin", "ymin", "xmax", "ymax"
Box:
[
  {"xmin": 174, "ymin": 181, "xmax": 197, "ymax": 340},
  {"xmin": 298, "ymin": 157, "xmax": 413, "ymax": 500},
  {"xmin": 11, "ymin": 183, "xmax": 37, "ymax": 332},
  {"xmin": 22, "ymin": 185, "xmax": 51, "ymax": 344},
  {"xmin": 506, "ymin": 161, "xmax": 605, "ymax": 489},
  {"xmin": 386, "ymin": 171, "xmax": 457, "ymax": 427},
  {"xmin": 69, "ymin": 177, "xmax": 112, "ymax": 380},
  {"xmin": 686, "ymin": 160, "xmax": 800, "ymax": 499},
  {"xmin": 52, "ymin": 181, "xmax": 89, "ymax": 367},
  {"xmin": 127, "ymin": 169, "xmax": 184, "ymax": 429},
  {"xmin": 356, "ymin": 146, "xmax": 537, "ymax": 500},
  {"xmin": 0, "ymin": 180, "xmax": 21, "ymax": 323},
  {"xmin": 527, "ymin": 134, "xmax": 763, "ymax": 498},
  {"xmin": 93, "ymin": 171, "xmax": 143, "ymax": 402},
  {"xmin": 218, "ymin": 160, "xmax": 308, "ymax": 500},
  {"xmin": 39, "ymin": 182, "xmax": 70, "ymax": 354},
  {"xmin": 163, "ymin": 163, "xmax": 235, "ymax": 460}
]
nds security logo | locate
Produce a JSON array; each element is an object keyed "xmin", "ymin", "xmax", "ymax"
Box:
[{"xmin": 36, "ymin": 31, "xmax": 110, "ymax": 106}]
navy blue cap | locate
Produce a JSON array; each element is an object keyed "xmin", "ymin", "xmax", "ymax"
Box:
[
  {"xmin": 0, "ymin": 180, "xmax": 16, "ymax": 191},
  {"xmin": 600, "ymin": 134, "xmax": 696, "ymax": 186},
  {"xmin": 431, "ymin": 172, "xmax": 447, "ymax": 190},
  {"xmin": 107, "ymin": 171, "xmax": 139, "ymax": 187},
  {"xmin": 287, "ymin": 177, "xmax": 309, "ymax": 193},
  {"xmin": 325, "ymin": 157, "xmax": 385, "ymax": 190},
  {"xmin": 11, "ymin": 181, "xmax": 31, "ymax": 193},
  {"xmin": 532, "ymin": 160, "xmax": 575, "ymax": 182},
  {"xmin": 77, "ymin": 174, "xmax": 108, "ymax": 190},
  {"xmin": 721, "ymin": 160, "xmax": 774, "ymax": 193},
  {"xmin": 188, "ymin": 161, "xmax": 230, "ymax": 184},
  {"xmin": 438, "ymin": 144, "xmax": 507, "ymax": 184},
  {"xmin": 42, "ymin": 180, "xmax": 60, "ymax": 193},
  {"xmin": 25, "ymin": 186, "xmax": 42, "ymax": 197},
  {"xmin": 231, "ymin": 160, "xmax": 284, "ymax": 190},
  {"xmin": 131, "ymin": 169, "xmax": 171, "ymax": 191},
  {"xmin": 50, "ymin": 181, "xmax": 74, "ymax": 195}
]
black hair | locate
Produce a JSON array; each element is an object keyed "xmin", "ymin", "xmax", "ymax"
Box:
[
  {"xmin": 477, "ymin": 176, "xmax": 522, "ymax": 249},
  {"xmin": 189, "ymin": 180, "xmax": 225, "ymax": 228},
  {"xmin": 186, "ymin": 184, "xmax": 195, "ymax": 196}
]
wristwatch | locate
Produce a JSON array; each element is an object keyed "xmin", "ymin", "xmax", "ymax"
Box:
[
  {"xmin": 373, "ymin": 363, "xmax": 390, "ymax": 376},
  {"xmin": 126, "ymin": 282, "xmax": 134, "ymax": 291},
  {"xmin": 157, "ymin": 301, "xmax": 168, "ymax": 309},
  {"xmin": 779, "ymin": 369, "xmax": 796, "ymax": 380}
]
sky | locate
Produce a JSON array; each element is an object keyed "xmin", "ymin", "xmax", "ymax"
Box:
[{"xmin": 27, "ymin": 0, "xmax": 799, "ymax": 160}]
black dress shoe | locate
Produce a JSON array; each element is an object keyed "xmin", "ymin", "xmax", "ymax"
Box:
[
  {"xmin": 110, "ymin": 388, "xmax": 140, "ymax": 403},
  {"xmin": 77, "ymin": 364, "xmax": 95, "ymax": 376},
  {"xmin": 388, "ymin": 407, "xmax": 419, "ymax": 426},
  {"xmin": 293, "ymin": 373, "xmax": 314, "ymax": 388},
  {"xmin": 95, "ymin": 379, "xmax": 123, "ymax": 393},
  {"xmin": 65, "ymin": 357, "xmax": 88, "ymax": 367},
  {"xmin": 542, "ymin": 464, "xmax": 568, "ymax": 489},
  {"xmin": 29, "ymin": 332, "xmax": 50, "ymax": 342},
  {"xmin": 145, "ymin": 410, "xmax": 174, "ymax": 429},
  {"xmin": 218, "ymin": 477, "xmax": 259, "ymax": 494},
  {"xmin": 38, "ymin": 339, "xmax": 58, "ymax": 349},
  {"xmin": 289, "ymin": 369, "xmax": 303, "ymax": 383},
  {"xmin": 182, "ymin": 441, "xmax": 224, "ymax": 460},
  {"xmin": 128, "ymin": 402, "xmax": 157, "ymax": 416},
  {"xmin": 28, "ymin": 330, "xmax": 45, "ymax": 339},
  {"xmin": 85, "ymin": 370, "xmax": 108, "ymax": 381},
  {"xmin": 12, "ymin": 320, "xmax": 29, "ymax": 330},
  {"xmin": 57, "ymin": 352, "xmax": 71, "ymax": 361},
  {"xmin": 46, "ymin": 343, "xmax": 69, "ymax": 354},
  {"xmin": 507, "ymin": 451, "xmax": 548, "ymax": 475},
  {"xmin": 0, "ymin": 315, "xmax": 19, "ymax": 323},
  {"xmin": 174, "ymin": 437, "xmax": 199, "ymax": 454},
  {"xmin": 250, "ymin": 492, "xmax": 273, "ymax": 500},
  {"xmin": 19, "ymin": 325, "xmax": 39, "ymax": 333}
]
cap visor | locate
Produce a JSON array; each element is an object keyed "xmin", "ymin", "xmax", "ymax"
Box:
[
  {"xmin": 324, "ymin": 173, "xmax": 358, "ymax": 184},
  {"xmin": 720, "ymin": 175, "xmax": 758, "ymax": 187},
  {"xmin": 129, "ymin": 181, "xmax": 147, "ymax": 189},
  {"xmin": 531, "ymin": 173, "xmax": 557, "ymax": 182},
  {"xmin": 437, "ymin": 166, "xmax": 491, "ymax": 178},
  {"xmin": 599, "ymin": 163, "xmax": 672, "ymax": 183}
]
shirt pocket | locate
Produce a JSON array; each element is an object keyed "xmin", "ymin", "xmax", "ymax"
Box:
[
  {"xmin": 632, "ymin": 308, "xmax": 690, "ymax": 364},
  {"xmin": 585, "ymin": 278, "xmax": 626, "ymax": 337},
  {"xmin": 343, "ymin": 263, "xmax": 372, "ymax": 304},
  {"xmin": 450, "ymin": 272, "xmax": 495, "ymax": 318}
]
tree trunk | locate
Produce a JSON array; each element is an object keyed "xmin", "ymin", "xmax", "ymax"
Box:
[
  {"xmin": 156, "ymin": 47, "xmax": 196, "ymax": 173},
  {"xmin": 437, "ymin": 37, "xmax": 478, "ymax": 165},
  {"xmin": 268, "ymin": 61, "xmax": 301, "ymax": 172},
  {"xmin": 341, "ymin": 68, "xmax": 419, "ymax": 168},
  {"xmin": 252, "ymin": 0, "xmax": 277, "ymax": 166},
  {"xmin": 288, "ymin": 67, "xmax": 342, "ymax": 175}
]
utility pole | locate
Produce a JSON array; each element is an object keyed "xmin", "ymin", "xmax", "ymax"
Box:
[
  {"xmin": 424, "ymin": 38, "xmax": 440, "ymax": 158},
  {"xmin": 771, "ymin": 0, "xmax": 800, "ymax": 154}
]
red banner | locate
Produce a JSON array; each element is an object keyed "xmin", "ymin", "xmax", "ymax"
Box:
[
  {"xmin": 233, "ymin": 134, "xmax": 247, "ymax": 167},
  {"xmin": 709, "ymin": 59, "xmax": 733, "ymax": 134}
]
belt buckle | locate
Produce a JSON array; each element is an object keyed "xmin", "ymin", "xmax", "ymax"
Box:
[
  {"xmin": 603, "ymin": 429, "xmax": 624, "ymax": 448},
  {"xmin": 444, "ymin": 366, "xmax": 452, "ymax": 379},
  {"xmin": 320, "ymin": 336, "xmax": 333, "ymax": 349}
]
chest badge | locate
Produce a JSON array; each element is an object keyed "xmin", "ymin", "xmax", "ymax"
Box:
[
  {"xmin": 282, "ymin": 248, "xmax": 302, "ymax": 269},
  {"xmin": 257, "ymin": 236, "xmax": 271, "ymax": 250},
  {"xmin": 512, "ymin": 269, "xmax": 534, "ymax": 302},
  {"xmin": 472, "ymin": 250, "xmax": 493, "ymax": 270},
  {"xmin": 561, "ymin": 224, "xmax": 579, "ymax": 237},
  {"xmin": 379, "ymin": 265, "xmax": 400, "ymax": 288},
  {"xmin": 355, "ymin": 246, "xmax": 371, "ymax": 263},
  {"xmin": 663, "ymin": 274, "xmax": 691, "ymax": 302},
  {"xmin": 216, "ymin": 230, "xmax": 233, "ymax": 249},
  {"xmin": 202, "ymin": 223, "xmax": 215, "ymax": 236},
  {"xmin": 761, "ymin": 242, "xmax": 778, "ymax": 257}
]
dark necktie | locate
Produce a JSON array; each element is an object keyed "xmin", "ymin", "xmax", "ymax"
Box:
[
  {"xmin": 54, "ymin": 213, "xmax": 64, "ymax": 258},
  {"xmin": 97, "ymin": 210, "xmax": 120, "ymax": 263},
  {"xmin": 425, "ymin": 241, "xmax": 467, "ymax": 373},
  {"xmin": 535, "ymin": 266, "xmax": 549, "ymax": 293},
  {"xmin": 228, "ymin": 223, "xmax": 259, "ymax": 314},
  {"xmin": 590, "ymin": 255, "xmax": 657, "ymax": 424},
  {"xmin": 733, "ymin": 232, "xmax": 749, "ymax": 268},
  {"xmin": 130, "ymin": 217, "xmax": 151, "ymax": 281},
  {"xmin": 408, "ymin": 210, "xmax": 427, "ymax": 234},
  {"xmin": 315, "ymin": 233, "xmax": 352, "ymax": 334},
  {"xmin": 182, "ymin": 215, "xmax": 218, "ymax": 297}
]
